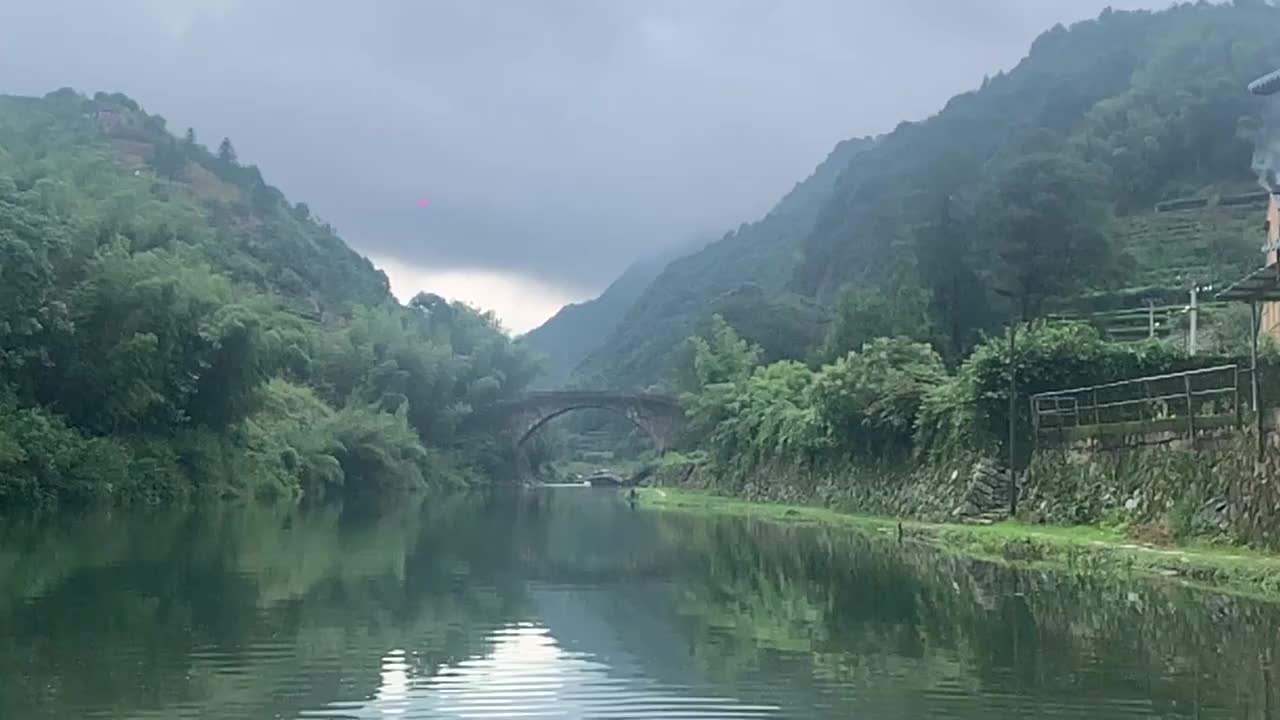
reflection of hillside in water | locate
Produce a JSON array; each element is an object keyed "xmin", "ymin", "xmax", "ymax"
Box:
[
  {"xmin": 509, "ymin": 489, "xmax": 686, "ymax": 581},
  {"xmin": 0, "ymin": 496, "xmax": 525, "ymax": 720},
  {"xmin": 642, "ymin": 513, "xmax": 1280, "ymax": 718},
  {"xmin": 500, "ymin": 490, "xmax": 1280, "ymax": 718},
  {"xmin": 1, "ymin": 490, "xmax": 1279, "ymax": 718}
]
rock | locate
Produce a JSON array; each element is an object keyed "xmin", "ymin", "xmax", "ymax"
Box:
[
  {"xmin": 973, "ymin": 460, "xmax": 1002, "ymax": 480},
  {"xmin": 1193, "ymin": 496, "xmax": 1231, "ymax": 531},
  {"xmin": 953, "ymin": 500, "xmax": 980, "ymax": 517}
]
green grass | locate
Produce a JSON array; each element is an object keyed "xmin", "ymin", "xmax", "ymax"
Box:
[{"xmin": 639, "ymin": 488, "xmax": 1280, "ymax": 600}]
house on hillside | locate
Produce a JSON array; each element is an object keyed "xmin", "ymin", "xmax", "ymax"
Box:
[
  {"xmin": 1216, "ymin": 190, "xmax": 1280, "ymax": 340},
  {"xmin": 1217, "ymin": 66, "xmax": 1280, "ymax": 343},
  {"xmin": 93, "ymin": 108, "xmax": 122, "ymax": 134},
  {"xmin": 1264, "ymin": 193, "xmax": 1280, "ymax": 337}
]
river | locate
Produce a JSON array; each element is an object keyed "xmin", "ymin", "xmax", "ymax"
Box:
[{"xmin": 0, "ymin": 489, "xmax": 1277, "ymax": 719}]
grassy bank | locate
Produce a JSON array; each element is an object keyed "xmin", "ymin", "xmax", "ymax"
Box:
[{"xmin": 639, "ymin": 488, "xmax": 1280, "ymax": 600}]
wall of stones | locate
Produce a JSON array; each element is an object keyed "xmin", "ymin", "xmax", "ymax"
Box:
[{"xmin": 1023, "ymin": 426, "xmax": 1269, "ymax": 544}]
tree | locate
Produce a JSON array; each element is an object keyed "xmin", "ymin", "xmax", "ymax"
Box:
[
  {"xmin": 251, "ymin": 180, "xmax": 279, "ymax": 212},
  {"xmin": 686, "ymin": 315, "xmax": 760, "ymax": 389},
  {"xmin": 0, "ymin": 89, "xmax": 552, "ymax": 505},
  {"xmin": 907, "ymin": 154, "xmax": 989, "ymax": 358},
  {"xmin": 819, "ymin": 284, "xmax": 931, "ymax": 363},
  {"xmin": 810, "ymin": 337, "xmax": 947, "ymax": 456},
  {"xmin": 218, "ymin": 137, "xmax": 238, "ymax": 165},
  {"xmin": 976, "ymin": 149, "xmax": 1114, "ymax": 321},
  {"xmin": 149, "ymin": 138, "xmax": 185, "ymax": 180}
]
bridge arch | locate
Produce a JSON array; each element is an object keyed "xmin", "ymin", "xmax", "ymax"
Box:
[
  {"xmin": 495, "ymin": 391, "xmax": 686, "ymax": 460},
  {"xmin": 516, "ymin": 403, "xmax": 664, "ymax": 450}
]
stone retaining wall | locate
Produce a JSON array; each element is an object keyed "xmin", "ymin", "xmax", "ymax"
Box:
[{"xmin": 1025, "ymin": 422, "xmax": 1277, "ymax": 545}]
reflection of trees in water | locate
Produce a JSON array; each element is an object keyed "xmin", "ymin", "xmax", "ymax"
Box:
[
  {"xmin": 660, "ymin": 514, "xmax": 1280, "ymax": 717},
  {"xmin": 0, "ymin": 495, "xmax": 532, "ymax": 720},
  {"xmin": 507, "ymin": 488, "xmax": 683, "ymax": 582},
  {"xmin": 3, "ymin": 494, "xmax": 1279, "ymax": 719}
]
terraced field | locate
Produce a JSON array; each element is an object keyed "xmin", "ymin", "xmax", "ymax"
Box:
[{"xmin": 1054, "ymin": 192, "xmax": 1268, "ymax": 349}]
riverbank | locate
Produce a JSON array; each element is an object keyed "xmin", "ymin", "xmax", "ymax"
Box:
[{"xmin": 639, "ymin": 488, "xmax": 1280, "ymax": 600}]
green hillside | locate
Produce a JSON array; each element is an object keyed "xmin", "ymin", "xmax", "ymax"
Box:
[
  {"xmin": 0, "ymin": 89, "xmax": 537, "ymax": 506},
  {"xmin": 574, "ymin": 137, "xmax": 872, "ymax": 387},
  {"xmin": 1116, "ymin": 193, "xmax": 1265, "ymax": 292},
  {"xmin": 523, "ymin": 242, "xmax": 696, "ymax": 389},
  {"xmin": 581, "ymin": 2, "xmax": 1280, "ymax": 389}
]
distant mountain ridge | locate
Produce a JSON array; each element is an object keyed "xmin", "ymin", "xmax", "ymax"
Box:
[
  {"xmin": 576, "ymin": 3, "xmax": 1280, "ymax": 389},
  {"xmin": 572, "ymin": 136, "xmax": 874, "ymax": 388},
  {"xmin": 522, "ymin": 242, "xmax": 697, "ymax": 388}
]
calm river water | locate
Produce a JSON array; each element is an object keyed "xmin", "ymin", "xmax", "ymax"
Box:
[{"xmin": 1, "ymin": 489, "xmax": 1278, "ymax": 718}]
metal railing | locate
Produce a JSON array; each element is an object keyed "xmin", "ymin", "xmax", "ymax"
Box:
[{"xmin": 1031, "ymin": 364, "xmax": 1245, "ymax": 436}]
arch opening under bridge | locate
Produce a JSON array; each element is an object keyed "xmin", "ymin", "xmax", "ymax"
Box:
[{"xmin": 493, "ymin": 391, "xmax": 687, "ymax": 481}]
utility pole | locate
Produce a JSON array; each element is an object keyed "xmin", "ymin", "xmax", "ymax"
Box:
[
  {"xmin": 993, "ymin": 283, "xmax": 1024, "ymax": 519},
  {"xmin": 1007, "ymin": 321, "xmax": 1018, "ymax": 517},
  {"xmin": 1253, "ymin": 301, "xmax": 1261, "ymax": 415},
  {"xmin": 1188, "ymin": 285, "xmax": 1199, "ymax": 356}
]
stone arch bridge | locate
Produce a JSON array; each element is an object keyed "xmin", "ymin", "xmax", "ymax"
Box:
[{"xmin": 495, "ymin": 391, "xmax": 686, "ymax": 453}]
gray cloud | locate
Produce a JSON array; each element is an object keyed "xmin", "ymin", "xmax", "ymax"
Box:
[{"xmin": 1, "ymin": 0, "xmax": 1161, "ymax": 297}]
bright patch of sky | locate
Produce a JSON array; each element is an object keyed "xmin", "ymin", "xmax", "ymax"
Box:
[{"xmin": 374, "ymin": 256, "xmax": 585, "ymax": 335}]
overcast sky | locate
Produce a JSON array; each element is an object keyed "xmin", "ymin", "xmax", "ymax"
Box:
[{"xmin": 1, "ymin": 0, "xmax": 1163, "ymax": 332}]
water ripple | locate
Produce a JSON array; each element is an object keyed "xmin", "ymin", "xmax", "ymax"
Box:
[{"xmin": 301, "ymin": 625, "xmax": 780, "ymax": 719}]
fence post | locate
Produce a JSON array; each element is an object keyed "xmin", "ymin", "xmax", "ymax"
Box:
[
  {"xmin": 1188, "ymin": 286, "xmax": 1199, "ymax": 356},
  {"xmin": 1007, "ymin": 324, "xmax": 1018, "ymax": 518},
  {"xmin": 1260, "ymin": 397, "xmax": 1267, "ymax": 463},
  {"xmin": 1092, "ymin": 388, "xmax": 1100, "ymax": 427},
  {"xmin": 1253, "ymin": 301, "xmax": 1263, "ymax": 461},
  {"xmin": 1252, "ymin": 301, "xmax": 1260, "ymax": 413},
  {"xmin": 1236, "ymin": 365, "xmax": 1243, "ymax": 430},
  {"xmin": 1184, "ymin": 373, "xmax": 1196, "ymax": 445},
  {"xmin": 1029, "ymin": 396, "xmax": 1039, "ymax": 456}
]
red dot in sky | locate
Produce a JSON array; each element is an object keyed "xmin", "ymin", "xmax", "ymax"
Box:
[{"xmin": 418, "ymin": 198, "xmax": 429, "ymax": 208}]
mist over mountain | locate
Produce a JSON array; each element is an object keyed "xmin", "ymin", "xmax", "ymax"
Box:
[
  {"xmin": 577, "ymin": 2, "xmax": 1280, "ymax": 389},
  {"xmin": 523, "ymin": 239, "xmax": 704, "ymax": 389}
]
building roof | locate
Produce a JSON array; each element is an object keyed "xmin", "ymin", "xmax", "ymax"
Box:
[
  {"xmin": 1249, "ymin": 67, "xmax": 1280, "ymax": 96},
  {"xmin": 1216, "ymin": 264, "xmax": 1280, "ymax": 302}
]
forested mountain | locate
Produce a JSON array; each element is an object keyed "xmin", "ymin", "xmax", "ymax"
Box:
[
  {"xmin": 574, "ymin": 137, "xmax": 873, "ymax": 387},
  {"xmin": 582, "ymin": 1, "xmax": 1280, "ymax": 389},
  {"xmin": 523, "ymin": 242, "xmax": 696, "ymax": 388},
  {"xmin": 0, "ymin": 89, "xmax": 537, "ymax": 506}
]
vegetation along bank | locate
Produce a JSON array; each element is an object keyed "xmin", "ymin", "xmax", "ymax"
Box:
[
  {"xmin": 0, "ymin": 90, "xmax": 539, "ymax": 507},
  {"xmin": 630, "ymin": 3, "xmax": 1280, "ymax": 566}
]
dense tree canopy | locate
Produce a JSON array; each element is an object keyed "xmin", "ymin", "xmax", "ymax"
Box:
[
  {"xmin": 977, "ymin": 145, "xmax": 1115, "ymax": 320},
  {"xmin": 677, "ymin": 317, "xmax": 1218, "ymax": 493},
  {"xmin": 0, "ymin": 90, "xmax": 538, "ymax": 506}
]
